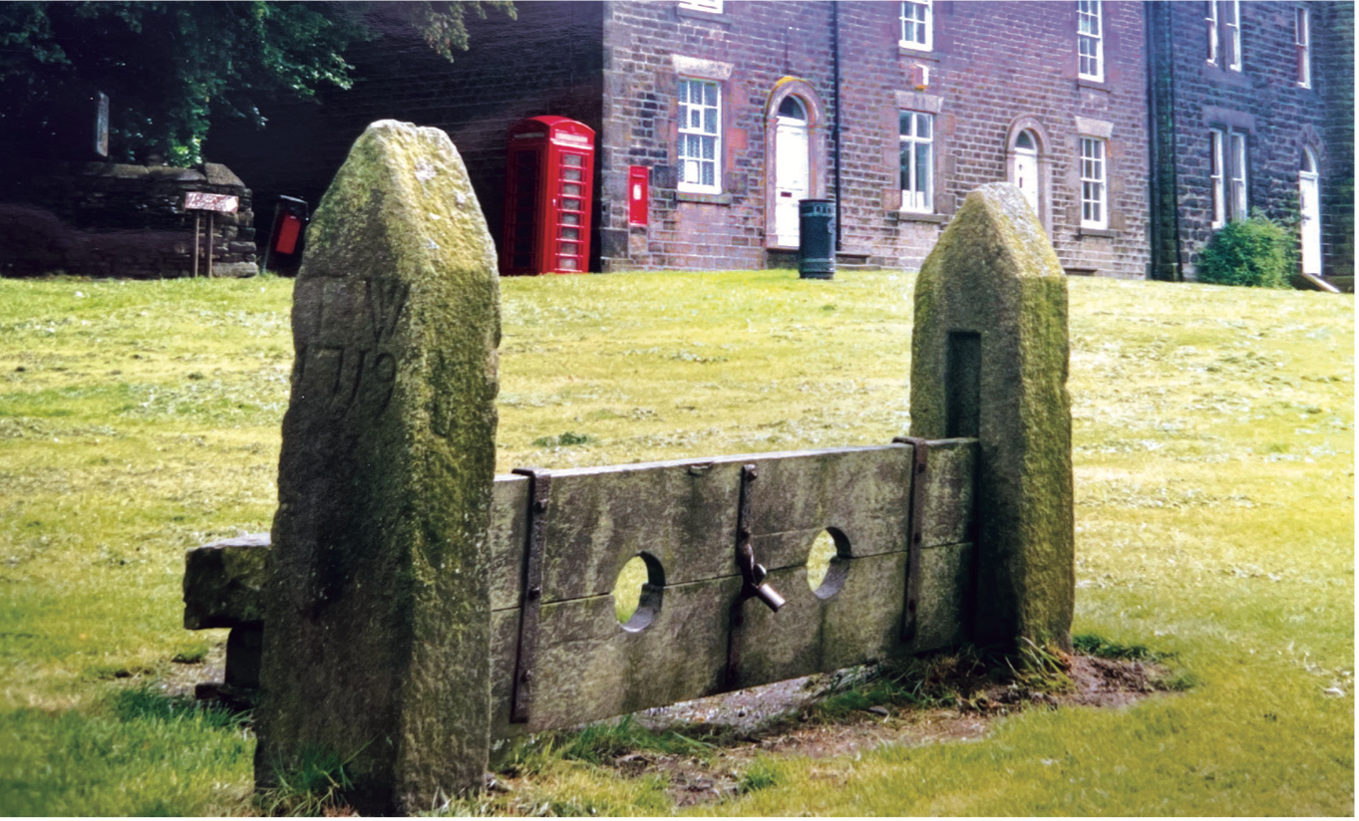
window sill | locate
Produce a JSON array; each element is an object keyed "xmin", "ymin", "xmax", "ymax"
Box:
[
  {"xmin": 1201, "ymin": 63, "xmax": 1250, "ymax": 87},
  {"xmin": 676, "ymin": 191, "xmax": 732, "ymax": 205},
  {"xmin": 1076, "ymin": 77, "xmax": 1111, "ymax": 92},
  {"xmin": 898, "ymin": 46, "xmax": 939, "ymax": 61},
  {"xmin": 1079, "ymin": 226, "xmax": 1116, "ymax": 238},
  {"xmin": 677, "ymin": 6, "xmax": 732, "ymax": 24},
  {"xmin": 894, "ymin": 211, "xmax": 947, "ymax": 224}
]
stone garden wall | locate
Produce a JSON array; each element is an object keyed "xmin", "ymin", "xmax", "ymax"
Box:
[{"xmin": 0, "ymin": 161, "xmax": 257, "ymax": 278}]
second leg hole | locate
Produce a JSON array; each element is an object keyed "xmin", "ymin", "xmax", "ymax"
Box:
[
  {"xmin": 806, "ymin": 528, "xmax": 849, "ymax": 599},
  {"xmin": 612, "ymin": 553, "xmax": 664, "ymax": 631}
]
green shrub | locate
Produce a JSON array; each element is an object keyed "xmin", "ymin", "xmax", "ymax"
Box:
[{"xmin": 1196, "ymin": 213, "xmax": 1296, "ymax": 288}]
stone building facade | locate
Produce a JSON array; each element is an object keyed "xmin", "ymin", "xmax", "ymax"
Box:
[
  {"xmin": 200, "ymin": 2, "xmax": 1158, "ymax": 278},
  {"xmin": 186, "ymin": 2, "xmax": 1359, "ymax": 282},
  {"xmin": 1147, "ymin": 1, "xmax": 1354, "ymax": 281},
  {"xmin": 598, "ymin": 1, "xmax": 1151, "ymax": 276}
]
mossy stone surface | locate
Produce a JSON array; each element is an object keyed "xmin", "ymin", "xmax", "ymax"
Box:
[
  {"xmin": 909, "ymin": 183, "xmax": 1073, "ymax": 650},
  {"xmin": 182, "ymin": 534, "xmax": 269, "ymax": 629},
  {"xmin": 254, "ymin": 120, "xmax": 500, "ymax": 814}
]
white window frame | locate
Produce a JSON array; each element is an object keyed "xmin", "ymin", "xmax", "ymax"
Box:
[
  {"xmin": 1210, "ymin": 129, "xmax": 1227, "ymax": 228},
  {"xmin": 1206, "ymin": 1, "xmax": 1219, "ymax": 64},
  {"xmin": 899, "ymin": 1, "xmax": 933, "ymax": 51},
  {"xmin": 1224, "ymin": 0, "xmax": 1242, "ymax": 72},
  {"xmin": 1210, "ymin": 127, "xmax": 1249, "ymax": 224},
  {"xmin": 1296, "ymin": 7, "xmax": 1311, "ymax": 88},
  {"xmin": 899, "ymin": 111, "xmax": 934, "ymax": 214},
  {"xmin": 1079, "ymin": 137, "xmax": 1108, "ymax": 229},
  {"xmin": 677, "ymin": 77, "xmax": 721, "ymax": 194},
  {"xmin": 1228, "ymin": 131, "xmax": 1248, "ymax": 219},
  {"xmin": 1078, "ymin": 0, "xmax": 1104, "ymax": 82},
  {"xmin": 678, "ymin": 0, "xmax": 723, "ymax": 13}
]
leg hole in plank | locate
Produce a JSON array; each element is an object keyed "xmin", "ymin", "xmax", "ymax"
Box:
[
  {"xmin": 806, "ymin": 528, "xmax": 850, "ymax": 600},
  {"xmin": 612, "ymin": 552, "xmax": 665, "ymax": 632}
]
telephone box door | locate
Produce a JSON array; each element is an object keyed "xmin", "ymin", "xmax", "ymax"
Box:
[{"xmin": 501, "ymin": 116, "xmax": 595, "ymax": 275}]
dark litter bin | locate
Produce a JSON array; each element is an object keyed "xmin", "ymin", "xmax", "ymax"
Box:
[
  {"xmin": 798, "ymin": 198, "xmax": 835, "ymax": 280},
  {"xmin": 261, "ymin": 195, "xmax": 309, "ymax": 275}
]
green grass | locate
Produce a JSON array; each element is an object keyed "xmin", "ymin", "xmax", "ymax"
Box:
[
  {"xmin": 498, "ymin": 714, "xmax": 717, "ymax": 777},
  {"xmin": 0, "ymin": 270, "xmax": 1352, "ymax": 815},
  {"xmin": 1, "ymin": 684, "xmax": 252, "ymax": 815}
]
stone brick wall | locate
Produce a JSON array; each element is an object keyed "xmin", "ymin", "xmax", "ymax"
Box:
[
  {"xmin": 0, "ymin": 161, "xmax": 256, "ymax": 278},
  {"xmin": 1148, "ymin": 0, "xmax": 1353, "ymax": 279},
  {"xmin": 203, "ymin": 2, "xmax": 604, "ymax": 268},
  {"xmin": 598, "ymin": 1, "xmax": 838, "ymax": 271},
  {"xmin": 1312, "ymin": 1, "xmax": 1353, "ymax": 278},
  {"xmin": 600, "ymin": 0, "xmax": 1150, "ymax": 277},
  {"xmin": 180, "ymin": 0, "xmax": 1347, "ymax": 281}
]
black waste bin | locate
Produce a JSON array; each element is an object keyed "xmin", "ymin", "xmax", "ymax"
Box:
[
  {"xmin": 798, "ymin": 199, "xmax": 835, "ymax": 280},
  {"xmin": 261, "ymin": 195, "xmax": 309, "ymax": 275}
]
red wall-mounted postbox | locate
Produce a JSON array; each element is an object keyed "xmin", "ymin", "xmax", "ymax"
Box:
[
  {"xmin": 500, "ymin": 116, "xmax": 595, "ymax": 275},
  {"xmin": 628, "ymin": 165, "xmax": 649, "ymax": 226}
]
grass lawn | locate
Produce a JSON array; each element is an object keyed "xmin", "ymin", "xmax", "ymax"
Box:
[{"xmin": 0, "ymin": 269, "xmax": 1352, "ymax": 815}]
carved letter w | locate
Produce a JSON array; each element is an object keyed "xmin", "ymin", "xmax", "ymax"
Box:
[{"xmin": 366, "ymin": 279, "xmax": 409, "ymax": 345}]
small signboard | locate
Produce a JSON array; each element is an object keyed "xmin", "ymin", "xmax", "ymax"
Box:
[{"xmin": 184, "ymin": 192, "xmax": 239, "ymax": 213}]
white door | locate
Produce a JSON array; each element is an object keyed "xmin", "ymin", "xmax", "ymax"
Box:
[
  {"xmin": 774, "ymin": 97, "xmax": 810, "ymax": 246},
  {"xmin": 1012, "ymin": 130, "xmax": 1039, "ymax": 215},
  {"xmin": 1300, "ymin": 149, "xmax": 1321, "ymax": 275}
]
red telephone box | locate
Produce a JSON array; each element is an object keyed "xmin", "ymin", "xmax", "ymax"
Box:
[{"xmin": 500, "ymin": 116, "xmax": 595, "ymax": 275}]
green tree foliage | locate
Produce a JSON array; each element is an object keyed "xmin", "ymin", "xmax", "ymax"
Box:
[
  {"xmin": 1196, "ymin": 211, "xmax": 1298, "ymax": 289},
  {"xmin": 0, "ymin": 1, "xmax": 515, "ymax": 166},
  {"xmin": 403, "ymin": 0, "xmax": 515, "ymax": 63}
]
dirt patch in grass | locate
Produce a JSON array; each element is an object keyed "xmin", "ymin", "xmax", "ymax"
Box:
[
  {"xmin": 567, "ymin": 654, "xmax": 1170, "ymax": 808},
  {"xmin": 486, "ymin": 649, "xmax": 1168, "ymax": 810}
]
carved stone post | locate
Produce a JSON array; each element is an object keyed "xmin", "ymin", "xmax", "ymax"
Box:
[{"xmin": 254, "ymin": 120, "xmax": 500, "ymax": 814}]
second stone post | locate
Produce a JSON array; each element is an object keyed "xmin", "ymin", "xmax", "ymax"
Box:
[{"xmin": 909, "ymin": 182, "xmax": 1074, "ymax": 651}]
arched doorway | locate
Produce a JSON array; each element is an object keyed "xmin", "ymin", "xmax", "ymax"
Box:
[
  {"xmin": 1299, "ymin": 147, "xmax": 1321, "ymax": 275},
  {"xmin": 774, "ymin": 96, "xmax": 810, "ymax": 247},
  {"xmin": 764, "ymin": 78, "xmax": 827, "ymax": 253},
  {"xmin": 1004, "ymin": 117, "xmax": 1053, "ymax": 234},
  {"xmin": 1013, "ymin": 130, "xmax": 1040, "ymax": 214}
]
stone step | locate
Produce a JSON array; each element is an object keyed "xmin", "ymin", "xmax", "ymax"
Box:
[
  {"xmin": 1294, "ymin": 271, "xmax": 1339, "ymax": 293},
  {"xmin": 1326, "ymin": 275, "xmax": 1354, "ymax": 293}
]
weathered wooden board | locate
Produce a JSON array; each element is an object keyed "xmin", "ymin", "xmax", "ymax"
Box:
[
  {"xmin": 744, "ymin": 446, "xmax": 914, "ymax": 561},
  {"xmin": 489, "ymin": 476, "xmax": 529, "ymax": 611},
  {"xmin": 915, "ymin": 439, "xmax": 977, "ymax": 549},
  {"xmin": 488, "ymin": 540, "xmax": 974, "ymax": 737},
  {"xmin": 489, "ymin": 575, "xmax": 742, "ymax": 736},
  {"xmin": 915, "ymin": 542, "xmax": 974, "ymax": 650},
  {"xmin": 731, "ymin": 551, "xmax": 909, "ymax": 688},
  {"xmin": 486, "ymin": 445, "xmax": 925, "ymax": 607},
  {"xmin": 535, "ymin": 460, "xmax": 744, "ymax": 602}
]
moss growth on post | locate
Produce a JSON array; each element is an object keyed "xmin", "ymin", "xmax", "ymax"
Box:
[
  {"xmin": 254, "ymin": 120, "xmax": 500, "ymax": 815},
  {"xmin": 909, "ymin": 183, "xmax": 1073, "ymax": 651}
]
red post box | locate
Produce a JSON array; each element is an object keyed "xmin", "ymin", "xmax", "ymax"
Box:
[
  {"xmin": 628, "ymin": 165, "xmax": 649, "ymax": 226},
  {"xmin": 500, "ymin": 116, "xmax": 596, "ymax": 275}
]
